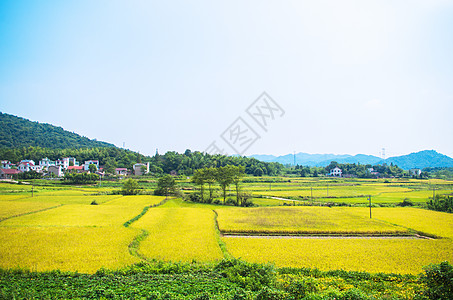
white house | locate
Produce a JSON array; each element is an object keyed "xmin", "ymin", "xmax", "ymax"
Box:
[
  {"xmin": 133, "ymin": 162, "xmax": 149, "ymax": 176},
  {"xmin": 39, "ymin": 157, "xmax": 56, "ymax": 169},
  {"xmin": 18, "ymin": 160, "xmax": 36, "ymax": 172},
  {"xmin": 83, "ymin": 160, "xmax": 99, "ymax": 171},
  {"xmin": 409, "ymin": 169, "xmax": 422, "ymax": 176},
  {"xmin": 115, "ymin": 168, "xmax": 128, "ymax": 176},
  {"xmin": 329, "ymin": 167, "xmax": 342, "ymax": 177},
  {"xmin": 1, "ymin": 160, "xmax": 13, "ymax": 169}
]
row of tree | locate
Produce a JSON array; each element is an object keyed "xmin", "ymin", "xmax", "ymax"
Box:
[
  {"xmin": 288, "ymin": 161, "xmax": 406, "ymax": 178},
  {"xmin": 191, "ymin": 165, "xmax": 248, "ymax": 206}
]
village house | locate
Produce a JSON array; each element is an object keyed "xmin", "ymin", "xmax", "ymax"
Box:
[
  {"xmin": 1, "ymin": 160, "xmax": 14, "ymax": 169},
  {"xmin": 0, "ymin": 168, "xmax": 20, "ymax": 179},
  {"xmin": 83, "ymin": 160, "xmax": 99, "ymax": 171},
  {"xmin": 67, "ymin": 165, "xmax": 84, "ymax": 173},
  {"xmin": 48, "ymin": 165, "xmax": 64, "ymax": 177},
  {"xmin": 17, "ymin": 160, "xmax": 42, "ymax": 173},
  {"xmin": 133, "ymin": 162, "xmax": 149, "ymax": 176},
  {"xmin": 409, "ymin": 168, "xmax": 422, "ymax": 176},
  {"xmin": 115, "ymin": 168, "xmax": 128, "ymax": 176},
  {"xmin": 328, "ymin": 167, "xmax": 342, "ymax": 177},
  {"xmin": 39, "ymin": 157, "xmax": 56, "ymax": 169}
]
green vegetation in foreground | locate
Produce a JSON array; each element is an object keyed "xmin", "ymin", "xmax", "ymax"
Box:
[{"xmin": 3, "ymin": 259, "xmax": 452, "ymax": 300}]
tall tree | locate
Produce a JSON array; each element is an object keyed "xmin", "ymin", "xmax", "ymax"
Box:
[
  {"xmin": 192, "ymin": 169, "xmax": 206, "ymax": 202},
  {"xmin": 155, "ymin": 175, "xmax": 176, "ymax": 198},
  {"xmin": 217, "ymin": 166, "xmax": 234, "ymax": 203}
]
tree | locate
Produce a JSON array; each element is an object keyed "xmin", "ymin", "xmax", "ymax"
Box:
[
  {"xmin": 217, "ymin": 166, "xmax": 234, "ymax": 203},
  {"xmin": 204, "ymin": 167, "xmax": 217, "ymax": 203},
  {"xmin": 88, "ymin": 163, "xmax": 97, "ymax": 173},
  {"xmin": 155, "ymin": 174, "xmax": 176, "ymax": 197},
  {"xmin": 122, "ymin": 178, "xmax": 139, "ymax": 195},
  {"xmin": 192, "ymin": 169, "xmax": 206, "ymax": 202},
  {"xmin": 231, "ymin": 165, "xmax": 246, "ymax": 206}
]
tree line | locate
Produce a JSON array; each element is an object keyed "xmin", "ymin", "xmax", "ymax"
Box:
[
  {"xmin": 191, "ymin": 165, "xmax": 251, "ymax": 206},
  {"xmin": 0, "ymin": 146, "xmax": 284, "ymax": 176},
  {"xmin": 287, "ymin": 161, "xmax": 407, "ymax": 178}
]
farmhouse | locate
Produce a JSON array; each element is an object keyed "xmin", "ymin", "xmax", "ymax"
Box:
[
  {"xmin": 329, "ymin": 167, "xmax": 342, "ymax": 177},
  {"xmin": 48, "ymin": 165, "xmax": 64, "ymax": 177},
  {"xmin": 0, "ymin": 168, "xmax": 20, "ymax": 179},
  {"xmin": 68, "ymin": 165, "xmax": 84, "ymax": 173},
  {"xmin": 18, "ymin": 160, "xmax": 42, "ymax": 173},
  {"xmin": 409, "ymin": 169, "xmax": 422, "ymax": 176},
  {"xmin": 133, "ymin": 162, "xmax": 149, "ymax": 176},
  {"xmin": 115, "ymin": 168, "xmax": 128, "ymax": 176},
  {"xmin": 1, "ymin": 160, "xmax": 14, "ymax": 169},
  {"xmin": 83, "ymin": 160, "xmax": 99, "ymax": 171}
]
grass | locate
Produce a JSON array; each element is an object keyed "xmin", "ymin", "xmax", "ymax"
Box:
[
  {"xmin": 215, "ymin": 206, "xmax": 410, "ymax": 235},
  {"xmin": 131, "ymin": 207, "xmax": 224, "ymax": 262},
  {"xmin": 223, "ymin": 237, "xmax": 453, "ymax": 274}
]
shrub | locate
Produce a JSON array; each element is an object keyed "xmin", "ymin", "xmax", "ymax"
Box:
[
  {"xmin": 421, "ymin": 261, "xmax": 453, "ymax": 299},
  {"xmin": 256, "ymin": 286, "xmax": 289, "ymax": 300},
  {"xmin": 397, "ymin": 199, "xmax": 414, "ymax": 207},
  {"xmin": 214, "ymin": 259, "xmax": 276, "ymax": 291}
]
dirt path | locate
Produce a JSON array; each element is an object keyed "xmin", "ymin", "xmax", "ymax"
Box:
[{"xmin": 222, "ymin": 234, "xmax": 432, "ymax": 240}]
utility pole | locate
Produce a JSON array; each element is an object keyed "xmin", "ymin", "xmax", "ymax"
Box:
[
  {"xmin": 369, "ymin": 195, "xmax": 372, "ymax": 218},
  {"xmin": 311, "ymin": 186, "xmax": 313, "ymax": 204},
  {"xmin": 31, "ymin": 179, "xmax": 34, "ymax": 197},
  {"xmin": 433, "ymin": 186, "xmax": 436, "ymax": 202},
  {"xmin": 327, "ymin": 183, "xmax": 329, "ymax": 197},
  {"xmin": 293, "ymin": 151, "xmax": 296, "ymax": 167}
]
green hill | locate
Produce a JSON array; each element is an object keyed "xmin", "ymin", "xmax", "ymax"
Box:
[{"xmin": 0, "ymin": 112, "xmax": 114, "ymax": 149}]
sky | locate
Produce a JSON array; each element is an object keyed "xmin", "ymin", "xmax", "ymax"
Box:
[{"xmin": 1, "ymin": 0, "xmax": 452, "ymax": 158}]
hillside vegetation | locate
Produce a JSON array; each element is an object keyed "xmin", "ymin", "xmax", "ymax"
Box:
[{"xmin": 0, "ymin": 112, "xmax": 114, "ymax": 149}]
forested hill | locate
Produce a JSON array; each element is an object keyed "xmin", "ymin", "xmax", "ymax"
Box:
[{"xmin": 0, "ymin": 112, "xmax": 114, "ymax": 149}]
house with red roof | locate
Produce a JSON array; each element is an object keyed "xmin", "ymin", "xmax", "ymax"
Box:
[
  {"xmin": 67, "ymin": 165, "xmax": 84, "ymax": 173},
  {"xmin": 115, "ymin": 168, "xmax": 128, "ymax": 176},
  {"xmin": 0, "ymin": 168, "xmax": 20, "ymax": 179}
]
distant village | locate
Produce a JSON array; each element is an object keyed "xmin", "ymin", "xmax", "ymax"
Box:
[{"xmin": 0, "ymin": 157, "xmax": 149, "ymax": 180}]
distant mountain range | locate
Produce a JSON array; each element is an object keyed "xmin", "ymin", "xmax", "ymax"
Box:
[
  {"xmin": 0, "ymin": 112, "xmax": 114, "ymax": 149},
  {"xmin": 250, "ymin": 150, "xmax": 453, "ymax": 170}
]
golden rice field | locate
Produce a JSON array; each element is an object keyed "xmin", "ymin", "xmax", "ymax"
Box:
[
  {"xmin": 223, "ymin": 237, "xmax": 453, "ymax": 274},
  {"xmin": 0, "ymin": 195, "xmax": 165, "ymax": 227},
  {"xmin": 348, "ymin": 207, "xmax": 453, "ymax": 239},
  {"xmin": 215, "ymin": 207, "xmax": 409, "ymax": 235},
  {"xmin": 0, "ymin": 200, "xmax": 60, "ymax": 220},
  {"xmin": 0, "ymin": 227, "xmax": 138, "ymax": 273},
  {"xmin": 131, "ymin": 207, "xmax": 223, "ymax": 262},
  {"xmin": 0, "ymin": 179, "xmax": 452, "ymax": 275}
]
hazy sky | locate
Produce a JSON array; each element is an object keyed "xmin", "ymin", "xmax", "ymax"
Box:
[{"xmin": 1, "ymin": 0, "xmax": 452, "ymax": 157}]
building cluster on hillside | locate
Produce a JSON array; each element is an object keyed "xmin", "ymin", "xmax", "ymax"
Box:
[{"xmin": 0, "ymin": 158, "xmax": 151, "ymax": 179}]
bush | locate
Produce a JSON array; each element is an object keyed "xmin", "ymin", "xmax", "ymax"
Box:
[
  {"xmin": 122, "ymin": 178, "xmax": 139, "ymax": 195},
  {"xmin": 256, "ymin": 286, "xmax": 289, "ymax": 300},
  {"xmin": 421, "ymin": 261, "xmax": 453, "ymax": 299},
  {"xmin": 397, "ymin": 199, "xmax": 414, "ymax": 207},
  {"xmin": 283, "ymin": 277, "xmax": 319, "ymax": 299},
  {"xmin": 214, "ymin": 259, "xmax": 276, "ymax": 291}
]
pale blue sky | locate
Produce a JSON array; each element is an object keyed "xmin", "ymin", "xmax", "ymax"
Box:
[{"xmin": 1, "ymin": 0, "xmax": 452, "ymax": 157}]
